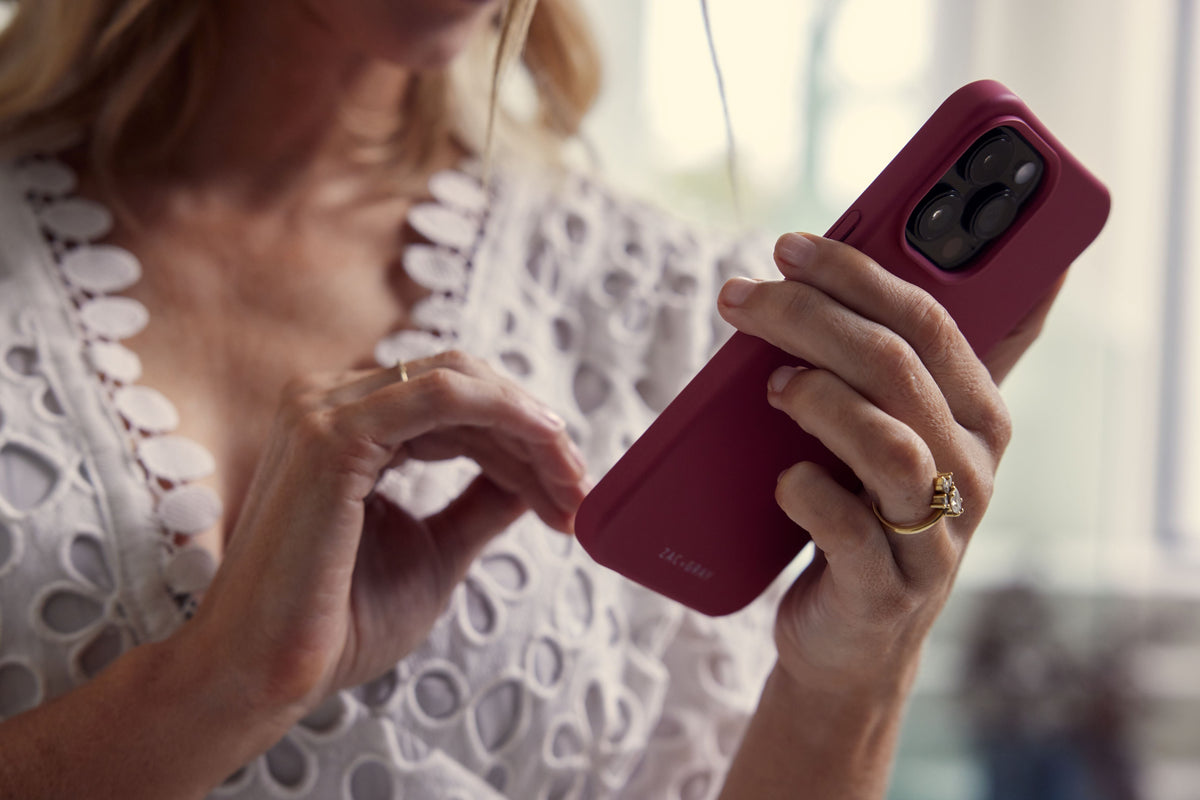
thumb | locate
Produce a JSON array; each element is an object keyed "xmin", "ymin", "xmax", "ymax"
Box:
[{"xmin": 426, "ymin": 475, "xmax": 530, "ymax": 580}]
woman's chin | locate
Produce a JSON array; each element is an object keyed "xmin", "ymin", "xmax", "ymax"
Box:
[{"xmin": 304, "ymin": 0, "xmax": 498, "ymax": 70}]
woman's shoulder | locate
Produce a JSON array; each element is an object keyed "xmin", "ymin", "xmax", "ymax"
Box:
[
  {"xmin": 0, "ymin": 159, "xmax": 69, "ymax": 311},
  {"xmin": 534, "ymin": 164, "xmax": 698, "ymax": 239},
  {"xmin": 0, "ymin": 158, "xmax": 52, "ymax": 250},
  {"xmin": 493, "ymin": 159, "xmax": 773, "ymax": 270}
]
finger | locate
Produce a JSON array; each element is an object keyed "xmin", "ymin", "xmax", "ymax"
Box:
[
  {"xmin": 768, "ymin": 366, "xmax": 940, "ymax": 520},
  {"xmin": 433, "ymin": 429, "xmax": 580, "ymax": 527},
  {"xmin": 406, "ymin": 429, "xmax": 582, "ymax": 528},
  {"xmin": 769, "ymin": 368, "xmax": 965, "ymax": 582},
  {"xmin": 719, "ymin": 275, "xmax": 961, "ymax": 454},
  {"xmin": 402, "ymin": 421, "xmax": 587, "ymax": 497},
  {"xmin": 779, "ymin": 462, "xmax": 961, "ymax": 591},
  {"xmin": 461, "ymin": 429, "xmax": 588, "ymax": 528},
  {"xmin": 490, "ymin": 430, "xmax": 590, "ymax": 522},
  {"xmin": 422, "ymin": 354, "xmax": 585, "ymax": 475},
  {"xmin": 379, "ymin": 428, "xmax": 567, "ymax": 477},
  {"xmin": 324, "ymin": 362, "xmax": 410, "ymax": 406},
  {"xmin": 768, "ymin": 359, "xmax": 993, "ymax": 531},
  {"xmin": 771, "ymin": 233, "xmax": 1007, "ymax": 443},
  {"xmin": 323, "ymin": 350, "xmax": 514, "ymax": 403},
  {"xmin": 775, "ymin": 463, "xmax": 901, "ymax": 591},
  {"xmin": 486, "ymin": 424, "xmax": 589, "ymax": 487},
  {"xmin": 319, "ymin": 350, "xmax": 583, "ymax": 486},
  {"xmin": 335, "ymin": 366, "xmax": 569, "ymax": 459}
]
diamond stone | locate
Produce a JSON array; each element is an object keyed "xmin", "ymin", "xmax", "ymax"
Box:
[{"xmin": 948, "ymin": 486, "xmax": 964, "ymax": 515}]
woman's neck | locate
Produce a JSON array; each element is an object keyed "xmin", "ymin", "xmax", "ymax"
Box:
[{"xmin": 131, "ymin": 2, "xmax": 420, "ymax": 209}]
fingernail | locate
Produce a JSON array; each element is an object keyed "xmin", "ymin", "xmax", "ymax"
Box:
[
  {"xmin": 535, "ymin": 405, "xmax": 567, "ymax": 431},
  {"xmin": 768, "ymin": 366, "xmax": 798, "ymax": 394},
  {"xmin": 776, "ymin": 233, "xmax": 816, "ymax": 271},
  {"xmin": 720, "ymin": 277, "xmax": 757, "ymax": 307}
]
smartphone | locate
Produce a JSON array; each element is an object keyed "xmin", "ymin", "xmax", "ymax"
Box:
[{"xmin": 574, "ymin": 80, "xmax": 1110, "ymax": 616}]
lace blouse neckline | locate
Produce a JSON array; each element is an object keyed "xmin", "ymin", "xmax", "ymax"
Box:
[{"xmin": 14, "ymin": 154, "xmax": 494, "ymax": 622}]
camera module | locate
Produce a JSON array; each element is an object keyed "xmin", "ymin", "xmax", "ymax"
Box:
[{"xmin": 905, "ymin": 125, "xmax": 1045, "ymax": 271}]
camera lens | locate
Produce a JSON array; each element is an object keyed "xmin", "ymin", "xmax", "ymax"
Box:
[
  {"xmin": 912, "ymin": 188, "xmax": 964, "ymax": 241},
  {"xmin": 968, "ymin": 187, "xmax": 1019, "ymax": 240},
  {"xmin": 964, "ymin": 134, "xmax": 1015, "ymax": 185}
]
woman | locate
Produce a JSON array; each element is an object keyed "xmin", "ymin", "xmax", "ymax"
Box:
[{"xmin": 0, "ymin": 0, "xmax": 1050, "ymax": 797}]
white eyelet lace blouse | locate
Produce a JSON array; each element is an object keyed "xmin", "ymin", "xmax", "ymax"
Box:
[{"xmin": 0, "ymin": 155, "xmax": 785, "ymax": 800}]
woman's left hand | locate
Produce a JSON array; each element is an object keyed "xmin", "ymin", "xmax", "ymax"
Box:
[{"xmin": 716, "ymin": 232, "xmax": 1053, "ymax": 698}]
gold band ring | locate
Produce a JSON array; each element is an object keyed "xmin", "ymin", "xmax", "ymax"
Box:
[
  {"xmin": 395, "ymin": 361, "xmax": 409, "ymax": 383},
  {"xmin": 873, "ymin": 472, "xmax": 964, "ymax": 535}
]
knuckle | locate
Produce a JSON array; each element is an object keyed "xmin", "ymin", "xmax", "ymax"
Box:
[
  {"xmin": 290, "ymin": 406, "xmax": 335, "ymax": 451},
  {"xmin": 277, "ymin": 379, "xmax": 329, "ymax": 434},
  {"xmin": 774, "ymin": 463, "xmax": 817, "ymax": 519},
  {"xmin": 490, "ymin": 380, "xmax": 526, "ymax": 410},
  {"xmin": 870, "ymin": 334, "xmax": 933, "ymax": 414},
  {"xmin": 959, "ymin": 464, "xmax": 996, "ymax": 516},
  {"xmin": 856, "ymin": 250, "xmax": 885, "ymax": 273},
  {"xmin": 874, "ymin": 427, "xmax": 933, "ymax": 492},
  {"xmin": 324, "ymin": 411, "xmax": 391, "ymax": 480},
  {"xmin": 285, "ymin": 402, "xmax": 381, "ymax": 465},
  {"xmin": 779, "ymin": 368, "xmax": 828, "ymax": 407},
  {"xmin": 330, "ymin": 432, "xmax": 389, "ymax": 480},
  {"xmin": 780, "ymin": 281, "xmax": 819, "ymax": 323},
  {"xmin": 975, "ymin": 471, "xmax": 997, "ymax": 512},
  {"xmin": 777, "ymin": 464, "xmax": 876, "ymax": 545},
  {"xmin": 904, "ymin": 292, "xmax": 959, "ymax": 364},
  {"xmin": 871, "ymin": 332, "xmax": 922, "ymax": 385},
  {"xmin": 435, "ymin": 349, "xmax": 476, "ymax": 373},
  {"xmin": 976, "ymin": 396, "xmax": 1014, "ymax": 454},
  {"xmin": 279, "ymin": 376, "xmax": 322, "ymax": 413},
  {"xmin": 417, "ymin": 368, "xmax": 464, "ymax": 409},
  {"xmin": 832, "ymin": 242, "xmax": 883, "ymax": 275}
]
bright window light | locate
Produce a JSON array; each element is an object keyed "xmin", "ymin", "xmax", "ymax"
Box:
[
  {"xmin": 642, "ymin": 0, "xmax": 809, "ymax": 182},
  {"xmin": 827, "ymin": 0, "xmax": 934, "ymax": 88},
  {"xmin": 819, "ymin": 100, "xmax": 925, "ymax": 210}
]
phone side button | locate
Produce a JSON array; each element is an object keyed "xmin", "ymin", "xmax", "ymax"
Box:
[{"xmin": 826, "ymin": 209, "xmax": 861, "ymax": 242}]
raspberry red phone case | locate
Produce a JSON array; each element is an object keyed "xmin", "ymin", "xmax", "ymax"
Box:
[{"xmin": 574, "ymin": 80, "xmax": 1110, "ymax": 616}]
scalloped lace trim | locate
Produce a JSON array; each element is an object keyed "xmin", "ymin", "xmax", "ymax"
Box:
[
  {"xmin": 17, "ymin": 156, "xmax": 222, "ymax": 617},
  {"xmin": 374, "ymin": 164, "xmax": 491, "ymax": 368}
]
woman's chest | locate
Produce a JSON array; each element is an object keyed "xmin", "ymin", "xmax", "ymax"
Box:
[{"xmin": 114, "ymin": 243, "xmax": 423, "ymax": 559}]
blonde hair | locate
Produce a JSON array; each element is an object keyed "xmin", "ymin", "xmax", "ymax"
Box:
[{"xmin": 0, "ymin": 0, "xmax": 601, "ymax": 181}]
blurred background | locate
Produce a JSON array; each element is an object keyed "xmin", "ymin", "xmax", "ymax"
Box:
[{"xmin": 573, "ymin": 0, "xmax": 1198, "ymax": 798}]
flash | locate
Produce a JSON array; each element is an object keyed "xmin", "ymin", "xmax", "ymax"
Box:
[
  {"xmin": 1014, "ymin": 161, "xmax": 1039, "ymax": 185},
  {"xmin": 941, "ymin": 236, "xmax": 967, "ymax": 261}
]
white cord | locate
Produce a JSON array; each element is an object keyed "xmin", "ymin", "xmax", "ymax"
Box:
[{"xmin": 699, "ymin": 0, "xmax": 743, "ymax": 218}]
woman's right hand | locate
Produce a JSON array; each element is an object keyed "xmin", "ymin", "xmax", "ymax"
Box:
[{"xmin": 181, "ymin": 350, "xmax": 588, "ymax": 726}]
